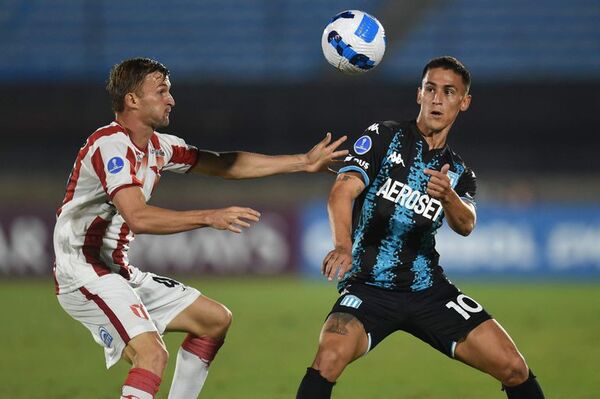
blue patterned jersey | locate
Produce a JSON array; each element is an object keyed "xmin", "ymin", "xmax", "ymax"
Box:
[{"xmin": 337, "ymin": 120, "xmax": 476, "ymax": 292}]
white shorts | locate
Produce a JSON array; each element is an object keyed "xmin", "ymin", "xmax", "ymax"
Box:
[{"xmin": 57, "ymin": 266, "xmax": 201, "ymax": 368}]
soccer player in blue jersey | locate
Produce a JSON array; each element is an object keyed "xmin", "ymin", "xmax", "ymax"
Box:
[{"xmin": 296, "ymin": 56, "xmax": 545, "ymax": 399}]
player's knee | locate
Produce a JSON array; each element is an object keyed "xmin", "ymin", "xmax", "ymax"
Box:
[
  {"xmin": 313, "ymin": 346, "xmax": 351, "ymax": 380},
  {"xmin": 212, "ymin": 304, "xmax": 233, "ymax": 335},
  {"xmin": 199, "ymin": 303, "xmax": 233, "ymax": 338},
  {"xmin": 498, "ymin": 354, "xmax": 529, "ymax": 387}
]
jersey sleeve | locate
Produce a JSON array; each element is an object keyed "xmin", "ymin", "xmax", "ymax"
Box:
[
  {"xmin": 454, "ymin": 166, "xmax": 477, "ymax": 208},
  {"xmin": 158, "ymin": 133, "xmax": 199, "ymax": 174},
  {"xmin": 337, "ymin": 122, "xmax": 390, "ymax": 187},
  {"xmin": 90, "ymin": 136, "xmax": 142, "ymax": 199}
]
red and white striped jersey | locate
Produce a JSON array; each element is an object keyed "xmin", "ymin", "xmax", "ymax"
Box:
[{"xmin": 53, "ymin": 122, "xmax": 198, "ymax": 294}]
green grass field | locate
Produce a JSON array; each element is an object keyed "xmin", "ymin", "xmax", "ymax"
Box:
[{"xmin": 0, "ymin": 277, "xmax": 598, "ymax": 398}]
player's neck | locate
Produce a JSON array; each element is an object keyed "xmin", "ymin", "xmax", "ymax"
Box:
[
  {"xmin": 415, "ymin": 119, "xmax": 450, "ymax": 150},
  {"xmin": 114, "ymin": 114, "xmax": 153, "ymax": 150}
]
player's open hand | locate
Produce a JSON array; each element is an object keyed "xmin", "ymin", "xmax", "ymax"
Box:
[
  {"xmin": 304, "ymin": 133, "xmax": 349, "ymax": 173},
  {"xmin": 206, "ymin": 206, "xmax": 261, "ymax": 233},
  {"xmin": 322, "ymin": 246, "xmax": 353, "ymax": 281},
  {"xmin": 424, "ymin": 164, "xmax": 453, "ymax": 203}
]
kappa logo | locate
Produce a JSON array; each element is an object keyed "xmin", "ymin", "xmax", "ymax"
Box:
[
  {"xmin": 354, "ymin": 135, "xmax": 372, "ymax": 155},
  {"xmin": 107, "ymin": 156, "xmax": 125, "ymax": 174},
  {"xmin": 367, "ymin": 123, "xmax": 380, "ymax": 135},
  {"xmin": 387, "ymin": 151, "xmax": 405, "ymax": 167}
]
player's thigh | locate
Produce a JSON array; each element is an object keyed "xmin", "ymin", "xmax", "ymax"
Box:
[
  {"xmin": 454, "ymin": 319, "xmax": 527, "ymax": 379},
  {"xmin": 130, "ymin": 269, "xmax": 201, "ymax": 335},
  {"xmin": 57, "ymin": 274, "xmax": 159, "ymax": 368},
  {"xmin": 317, "ymin": 312, "xmax": 369, "ymax": 362},
  {"xmin": 166, "ymin": 295, "xmax": 232, "ymax": 338},
  {"xmin": 317, "ymin": 284, "xmax": 400, "ymax": 363},
  {"xmin": 404, "ymin": 278, "xmax": 492, "ymax": 358}
]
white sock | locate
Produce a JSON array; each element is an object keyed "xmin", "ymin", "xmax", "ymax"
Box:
[
  {"xmin": 167, "ymin": 347, "xmax": 210, "ymax": 399},
  {"xmin": 121, "ymin": 385, "xmax": 154, "ymax": 399}
]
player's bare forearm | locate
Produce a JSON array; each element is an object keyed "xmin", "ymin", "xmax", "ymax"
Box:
[
  {"xmin": 193, "ymin": 151, "xmax": 310, "ymax": 179},
  {"xmin": 322, "ymin": 173, "xmax": 365, "ymax": 280},
  {"xmin": 112, "ymin": 186, "xmax": 260, "ymax": 234},
  {"xmin": 191, "ymin": 133, "xmax": 348, "ymax": 178},
  {"xmin": 440, "ymin": 191, "xmax": 476, "ymax": 236}
]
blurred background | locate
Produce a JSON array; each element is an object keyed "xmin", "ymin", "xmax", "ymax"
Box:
[
  {"xmin": 0, "ymin": 1, "xmax": 599, "ymax": 398},
  {"xmin": 1, "ymin": 0, "xmax": 599, "ymax": 279}
]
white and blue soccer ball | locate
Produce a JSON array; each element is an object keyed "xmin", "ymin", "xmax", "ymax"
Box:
[{"xmin": 321, "ymin": 10, "xmax": 386, "ymax": 74}]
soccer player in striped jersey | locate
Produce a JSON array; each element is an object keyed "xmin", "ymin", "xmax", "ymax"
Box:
[
  {"xmin": 54, "ymin": 57, "xmax": 347, "ymax": 399},
  {"xmin": 296, "ymin": 56, "xmax": 545, "ymax": 399}
]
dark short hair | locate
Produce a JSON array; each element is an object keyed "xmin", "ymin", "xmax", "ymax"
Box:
[
  {"xmin": 106, "ymin": 57, "xmax": 169, "ymax": 112},
  {"xmin": 421, "ymin": 56, "xmax": 471, "ymax": 93}
]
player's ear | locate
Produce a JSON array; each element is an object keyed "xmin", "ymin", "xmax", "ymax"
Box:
[
  {"xmin": 124, "ymin": 92, "xmax": 138, "ymax": 110},
  {"xmin": 460, "ymin": 94, "xmax": 471, "ymax": 112},
  {"xmin": 416, "ymin": 86, "xmax": 422, "ymax": 105}
]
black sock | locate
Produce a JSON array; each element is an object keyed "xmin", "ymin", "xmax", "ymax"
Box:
[
  {"xmin": 503, "ymin": 370, "xmax": 545, "ymax": 399},
  {"xmin": 296, "ymin": 367, "xmax": 335, "ymax": 399}
]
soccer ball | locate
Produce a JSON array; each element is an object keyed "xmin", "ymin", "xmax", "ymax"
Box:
[{"xmin": 321, "ymin": 10, "xmax": 386, "ymax": 74}]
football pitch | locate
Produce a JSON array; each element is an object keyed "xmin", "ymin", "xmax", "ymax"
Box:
[{"xmin": 0, "ymin": 277, "xmax": 598, "ymax": 398}]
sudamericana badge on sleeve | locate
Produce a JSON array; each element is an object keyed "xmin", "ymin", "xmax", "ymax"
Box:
[
  {"xmin": 353, "ymin": 135, "xmax": 372, "ymax": 155},
  {"xmin": 107, "ymin": 157, "xmax": 125, "ymax": 174}
]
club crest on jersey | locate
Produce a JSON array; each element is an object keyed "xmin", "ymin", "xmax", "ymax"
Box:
[
  {"xmin": 98, "ymin": 326, "xmax": 113, "ymax": 348},
  {"xmin": 447, "ymin": 170, "xmax": 459, "ymax": 188},
  {"xmin": 354, "ymin": 135, "xmax": 372, "ymax": 155},
  {"xmin": 340, "ymin": 294, "xmax": 363, "ymax": 309},
  {"xmin": 107, "ymin": 157, "xmax": 125, "ymax": 174}
]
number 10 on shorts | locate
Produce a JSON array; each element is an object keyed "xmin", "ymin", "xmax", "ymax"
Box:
[{"xmin": 445, "ymin": 294, "xmax": 483, "ymax": 320}]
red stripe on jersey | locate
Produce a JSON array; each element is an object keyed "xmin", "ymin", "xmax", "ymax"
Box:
[
  {"xmin": 79, "ymin": 286, "xmax": 131, "ymax": 344},
  {"xmin": 112, "ymin": 223, "xmax": 131, "ymax": 279},
  {"xmin": 171, "ymin": 145, "xmax": 199, "ymax": 168},
  {"xmin": 150, "ymin": 133, "xmax": 161, "ymax": 151},
  {"xmin": 126, "ymin": 147, "xmax": 143, "ymax": 186},
  {"xmin": 82, "ymin": 216, "xmax": 112, "ymax": 277},
  {"xmin": 91, "ymin": 149, "xmax": 108, "ymax": 194},
  {"xmin": 59, "ymin": 124, "xmax": 124, "ymax": 211}
]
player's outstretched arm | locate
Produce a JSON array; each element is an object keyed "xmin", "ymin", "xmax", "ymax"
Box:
[
  {"xmin": 424, "ymin": 164, "xmax": 476, "ymax": 236},
  {"xmin": 190, "ymin": 133, "xmax": 348, "ymax": 179},
  {"xmin": 112, "ymin": 186, "xmax": 260, "ymax": 234},
  {"xmin": 322, "ymin": 172, "xmax": 365, "ymax": 281}
]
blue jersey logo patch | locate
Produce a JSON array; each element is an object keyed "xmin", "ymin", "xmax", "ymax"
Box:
[
  {"xmin": 98, "ymin": 326, "xmax": 113, "ymax": 348},
  {"xmin": 447, "ymin": 170, "xmax": 459, "ymax": 188},
  {"xmin": 354, "ymin": 135, "xmax": 372, "ymax": 155},
  {"xmin": 107, "ymin": 157, "xmax": 125, "ymax": 174},
  {"xmin": 340, "ymin": 294, "xmax": 363, "ymax": 309}
]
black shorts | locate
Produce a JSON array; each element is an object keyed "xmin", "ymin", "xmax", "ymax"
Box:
[{"xmin": 328, "ymin": 277, "xmax": 492, "ymax": 358}]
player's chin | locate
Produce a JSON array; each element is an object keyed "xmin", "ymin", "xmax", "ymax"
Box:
[{"xmin": 155, "ymin": 117, "xmax": 170, "ymax": 129}]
